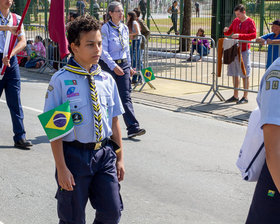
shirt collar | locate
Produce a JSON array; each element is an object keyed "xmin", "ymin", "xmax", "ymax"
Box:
[
  {"xmin": 64, "ymin": 57, "xmax": 101, "ymax": 77},
  {"xmin": 0, "ymin": 11, "xmax": 11, "ymax": 22}
]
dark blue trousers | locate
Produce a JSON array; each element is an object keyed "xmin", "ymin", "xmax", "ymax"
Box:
[
  {"xmin": 56, "ymin": 141, "xmax": 123, "ymax": 224},
  {"xmin": 191, "ymin": 44, "xmax": 209, "ymax": 57},
  {"xmin": 99, "ymin": 59, "xmax": 140, "ymax": 134},
  {"xmin": 246, "ymin": 161, "xmax": 280, "ymax": 224},
  {"xmin": 0, "ymin": 55, "xmax": 26, "ymax": 142}
]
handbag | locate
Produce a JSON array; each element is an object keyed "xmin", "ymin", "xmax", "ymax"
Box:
[{"xmin": 236, "ymin": 107, "xmax": 266, "ymax": 182}]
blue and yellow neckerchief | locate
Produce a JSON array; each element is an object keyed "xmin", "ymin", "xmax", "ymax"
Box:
[
  {"xmin": 64, "ymin": 58, "xmax": 101, "ymax": 77},
  {"xmin": 0, "ymin": 11, "xmax": 11, "ymax": 38},
  {"xmin": 108, "ymin": 20, "xmax": 124, "ymax": 50},
  {"xmin": 64, "ymin": 58, "xmax": 103, "ymax": 142}
]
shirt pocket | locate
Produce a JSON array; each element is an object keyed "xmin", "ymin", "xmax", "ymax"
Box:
[
  {"xmin": 100, "ymin": 95, "xmax": 115, "ymax": 124},
  {"xmin": 69, "ymin": 98, "xmax": 90, "ymax": 126}
]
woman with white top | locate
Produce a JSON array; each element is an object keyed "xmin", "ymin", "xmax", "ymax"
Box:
[{"xmin": 127, "ymin": 11, "xmax": 141, "ymax": 73}]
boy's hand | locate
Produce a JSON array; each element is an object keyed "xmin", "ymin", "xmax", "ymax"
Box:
[
  {"xmin": 114, "ymin": 65, "xmax": 124, "ymax": 76},
  {"xmin": 267, "ymin": 39, "xmax": 272, "ymax": 44},
  {"xmin": 9, "ymin": 26, "xmax": 20, "ymax": 35},
  {"xmin": 2, "ymin": 55, "xmax": 10, "ymax": 67},
  {"xmin": 57, "ymin": 166, "xmax": 76, "ymax": 191},
  {"xmin": 223, "ymin": 27, "xmax": 229, "ymax": 33},
  {"xmin": 116, "ymin": 160, "xmax": 125, "ymax": 182}
]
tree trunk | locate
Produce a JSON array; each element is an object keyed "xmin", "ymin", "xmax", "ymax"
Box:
[{"xmin": 180, "ymin": 0, "xmax": 191, "ymax": 51}]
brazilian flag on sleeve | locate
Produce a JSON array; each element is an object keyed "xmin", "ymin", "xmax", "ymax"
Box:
[
  {"xmin": 38, "ymin": 101, "xmax": 74, "ymax": 142},
  {"xmin": 141, "ymin": 67, "xmax": 155, "ymax": 83}
]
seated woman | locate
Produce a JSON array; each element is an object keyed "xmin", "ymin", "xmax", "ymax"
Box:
[
  {"xmin": 187, "ymin": 28, "xmax": 210, "ymax": 61},
  {"xmin": 25, "ymin": 36, "xmax": 46, "ymax": 68}
]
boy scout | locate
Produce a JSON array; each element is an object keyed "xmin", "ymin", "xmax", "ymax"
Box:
[
  {"xmin": 44, "ymin": 16, "xmax": 125, "ymax": 224},
  {"xmin": 246, "ymin": 58, "xmax": 280, "ymax": 223},
  {"xmin": 0, "ymin": 0, "xmax": 32, "ymax": 149}
]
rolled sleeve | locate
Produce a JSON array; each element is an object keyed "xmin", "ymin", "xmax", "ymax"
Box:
[{"xmin": 259, "ymin": 67, "xmax": 280, "ymax": 127}]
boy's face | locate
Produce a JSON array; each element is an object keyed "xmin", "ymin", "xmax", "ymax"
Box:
[
  {"xmin": 0, "ymin": 0, "xmax": 13, "ymax": 9},
  {"xmin": 71, "ymin": 30, "xmax": 102, "ymax": 66},
  {"xmin": 272, "ymin": 24, "xmax": 280, "ymax": 34}
]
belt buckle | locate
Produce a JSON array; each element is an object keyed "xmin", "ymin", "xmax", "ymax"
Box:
[
  {"xmin": 94, "ymin": 142, "xmax": 102, "ymax": 150},
  {"xmin": 117, "ymin": 59, "xmax": 121, "ymax": 64}
]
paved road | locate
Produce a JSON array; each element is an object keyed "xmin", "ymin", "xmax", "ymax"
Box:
[{"xmin": 0, "ymin": 71, "xmax": 255, "ymax": 224}]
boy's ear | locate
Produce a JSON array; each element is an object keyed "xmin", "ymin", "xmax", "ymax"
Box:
[{"xmin": 70, "ymin": 42, "xmax": 78, "ymax": 54}]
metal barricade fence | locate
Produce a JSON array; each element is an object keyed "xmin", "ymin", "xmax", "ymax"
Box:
[
  {"xmin": 18, "ymin": 24, "xmax": 67, "ymax": 73},
  {"xmin": 17, "ymin": 25, "xmax": 47, "ymax": 69},
  {"xmin": 144, "ymin": 34, "xmax": 216, "ymax": 102},
  {"xmin": 215, "ymin": 39, "xmax": 280, "ymax": 102}
]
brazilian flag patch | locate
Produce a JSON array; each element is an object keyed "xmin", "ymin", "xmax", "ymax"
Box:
[
  {"xmin": 267, "ymin": 190, "xmax": 275, "ymax": 197},
  {"xmin": 141, "ymin": 67, "xmax": 155, "ymax": 83},
  {"xmin": 38, "ymin": 101, "xmax": 74, "ymax": 142}
]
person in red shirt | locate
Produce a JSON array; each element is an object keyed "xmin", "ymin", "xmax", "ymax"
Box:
[{"xmin": 223, "ymin": 4, "xmax": 256, "ymax": 104}]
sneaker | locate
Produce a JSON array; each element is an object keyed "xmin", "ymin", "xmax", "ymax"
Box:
[
  {"xmin": 128, "ymin": 128, "xmax": 146, "ymax": 138},
  {"xmin": 187, "ymin": 57, "xmax": 192, "ymax": 62},
  {"xmin": 14, "ymin": 139, "xmax": 33, "ymax": 150},
  {"xmin": 225, "ymin": 96, "xmax": 239, "ymax": 103},
  {"xmin": 167, "ymin": 32, "xmax": 170, "ymax": 35},
  {"xmin": 236, "ymin": 97, "xmax": 248, "ymax": 104}
]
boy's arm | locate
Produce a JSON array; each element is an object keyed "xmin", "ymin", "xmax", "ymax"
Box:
[
  {"xmin": 111, "ymin": 116, "xmax": 125, "ymax": 182},
  {"xmin": 2, "ymin": 28, "xmax": 26, "ymax": 67},
  {"xmin": 263, "ymin": 124, "xmax": 280, "ymax": 193},
  {"xmin": 50, "ymin": 138, "xmax": 76, "ymax": 191},
  {"xmin": 267, "ymin": 39, "xmax": 280, "ymax": 44}
]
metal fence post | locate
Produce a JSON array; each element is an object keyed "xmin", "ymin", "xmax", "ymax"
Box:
[
  {"xmin": 90, "ymin": 0, "xmax": 93, "ymax": 16},
  {"xmin": 215, "ymin": 0, "xmax": 221, "ymax": 41},
  {"xmin": 44, "ymin": 0, "xmax": 48, "ymax": 31},
  {"xmin": 147, "ymin": 0, "xmax": 150, "ymax": 29},
  {"xmin": 179, "ymin": 0, "xmax": 183, "ymax": 35},
  {"xmin": 65, "ymin": 0, "xmax": 69, "ymax": 22},
  {"xmin": 259, "ymin": 0, "xmax": 264, "ymax": 37}
]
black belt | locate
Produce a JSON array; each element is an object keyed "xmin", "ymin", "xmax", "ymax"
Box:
[
  {"xmin": 63, "ymin": 138, "xmax": 120, "ymax": 152},
  {"xmin": 114, "ymin": 58, "xmax": 127, "ymax": 64}
]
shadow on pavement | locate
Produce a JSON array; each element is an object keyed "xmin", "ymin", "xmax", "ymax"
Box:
[{"xmin": 31, "ymin": 135, "xmax": 49, "ymax": 145}]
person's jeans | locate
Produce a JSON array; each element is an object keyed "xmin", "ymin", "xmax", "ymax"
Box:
[
  {"xmin": 130, "ymin": 39, "xmax": 141, "ymax": 71},
  {"xmin": 132, "ymin": 49, "xmax": 144, "ymax": 83},
  {"xmin": 191, "ymin": 44, "xmax": 210, "ymax": 57}
]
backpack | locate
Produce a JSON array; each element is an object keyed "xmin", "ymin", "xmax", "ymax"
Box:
[{"xmin": 236, "ymin": 107, "xmax": 265, "ymax": 182}]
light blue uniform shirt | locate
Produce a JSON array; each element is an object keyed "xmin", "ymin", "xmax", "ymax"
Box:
[
  {"xmin": 44, "ymin": 66, "xmax": 124, "ymax": 143},
  {"xmin": 261, "ymin": 33, "xmax": 280, "ymax": 69},
  {"xmin": 0, "ymin": 12, "xmax": 24, "ymax": 53},
  {"xmin": 257, "ymin": 57, "xmax": 280, "ymax": 128},
  {"xmin": 101, "ymin": 21, "xmax": 131, "ymax": 71}
]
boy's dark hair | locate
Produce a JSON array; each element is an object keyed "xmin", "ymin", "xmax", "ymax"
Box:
[
  {"xmin": 133, "ymin": 8, "xmax": 141, "ymax": 18},
  {"xmin": 234, "ymin": 4, "xmax": 245, "ymax": 12},
  {"xmin": 67, "ymin": 15, "xmax": 101, "ymax": 55}
]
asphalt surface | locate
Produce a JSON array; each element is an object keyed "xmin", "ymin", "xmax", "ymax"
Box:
[{"xmin": 0, "ymin": 70, "xmax": 256, "ymax": 224}]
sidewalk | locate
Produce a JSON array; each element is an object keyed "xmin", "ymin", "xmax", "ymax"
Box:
[
  {"xmin": 19, "ymin": 68, "xmax": 256, "ymax": 126},
  {"xmin": 132, "ymin": 77, "xmax": 258, "ymax": 126}
]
